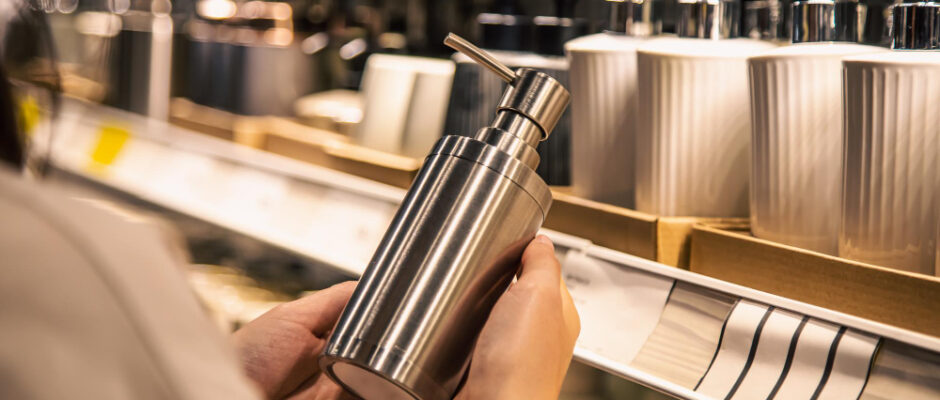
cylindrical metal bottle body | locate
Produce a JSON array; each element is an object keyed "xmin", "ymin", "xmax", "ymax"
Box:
[{"xmin": 320, "ymin": 135, "xmax": 551, "ymax": 400}]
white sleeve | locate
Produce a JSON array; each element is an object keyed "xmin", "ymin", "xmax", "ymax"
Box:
[{"xmin": 0, "ymin": 171, "xmax": 262, "ymax": 400}]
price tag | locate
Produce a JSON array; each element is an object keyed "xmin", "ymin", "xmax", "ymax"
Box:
[
  {"xmin": 562, "ymin": 251, "xmax": 674, "ymax": 365},
  {"xmin": 17, "ymin": 94, "xmax": 40, "ymax": 137},
  {"xmin": 88, "ymin": 123, "xmax": 131, "ymax": 172}
]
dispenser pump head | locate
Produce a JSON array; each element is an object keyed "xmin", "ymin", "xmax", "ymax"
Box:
[
  {"xmin": 443, "ymin": 33, "xmax": 570, "ymax": 141},
  {"xmin": 676, "ymin": 0, "xmax": 741, "ymax": 39},
  {"xmin": 607, "ymin": 0, "xmax": 662, "ymax": 37},
  {"xmin": 792, "ymin": 0, "xmax": 862, "ymax": 43},
  {"xmin": 891, "ymin": 2, "xmax": 940, "ymax": 49}
]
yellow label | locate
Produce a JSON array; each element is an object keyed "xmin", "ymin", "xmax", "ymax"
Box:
[
  {"xmin": 90, "ymin": 124, "xmax": 131, "ymax": 168},
  {"xmin": 17, "ymin": 95, "xmax": 40, "ymax": 138}
]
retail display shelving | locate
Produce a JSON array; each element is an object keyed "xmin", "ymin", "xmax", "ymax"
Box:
[{"xmin": 45, "ymin": 100, "xmax": 940, "ymax": 399}]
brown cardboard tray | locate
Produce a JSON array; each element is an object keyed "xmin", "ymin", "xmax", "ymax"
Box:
[
  {"xmin": 256, "ymin": 118, "xmax": 420, "ymax": 189},
  {"xmin": 544, "ymin": 192, "xmax": 747, "ymax": 267},
  {"xmin": 690, "ymin": 223, "xmax": 940, "ymax": 338},
  {"xmin": 168, "ymin": 99, "xmax": 420, "ymax": 188}
]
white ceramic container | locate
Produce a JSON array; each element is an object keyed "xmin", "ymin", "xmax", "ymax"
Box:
[
  {"xmin": 840, "ymin": 51, "xmax": 940, "ymax": 274},
  {"xmin": 635, "ymin": 38, "xmax": 775, "ymax": 217},
  {"xmin": 356, "ymin": 54, "xmax": 455, "ymax": 158},
  {"xmin": 748, "ymin": 43, "xmax": 886, "ymax": 254},
  {"xmin": 566, "ymin": 33, "xmax": 646, "ymax": 208}
]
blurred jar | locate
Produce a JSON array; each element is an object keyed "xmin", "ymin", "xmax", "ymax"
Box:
[{"xmin": 185, "ymin": 0, "xmax": 314, "ymax": 116}]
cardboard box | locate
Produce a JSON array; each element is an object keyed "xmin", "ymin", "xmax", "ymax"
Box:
[
  {"xmin": 690, "ymin": 223, "xmax": 940, "ymax": 338},
  {"xmin": 544, "ymin": 192, "xmax": 747, "ymax": 267}
]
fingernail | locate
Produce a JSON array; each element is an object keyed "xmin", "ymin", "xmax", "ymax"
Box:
[{"xmin": 536, "ymin": 235, "xmax": 554, "ymax": 250}]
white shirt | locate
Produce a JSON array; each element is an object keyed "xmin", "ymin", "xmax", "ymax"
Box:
[{"xmin": 0, "ymin": 168, "xmax": 261, "ymax": 399}]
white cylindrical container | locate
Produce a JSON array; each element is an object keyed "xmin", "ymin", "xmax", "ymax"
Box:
[
  {"xmin": 840, "ymin": 2, "xmax": 940, "ymax": 274},
  {"xmin": 565, "ymin": 0, "xmax": 660, "ymax": 208},
  {"xmin": 747, "ymin": 0, "xmax": 885, "ymax": 254},
  {"xmin": 357, "ymin": 54, "xmax": 455, "ymax": 158},
  {"xmin": 635, "ymin": 0, "xmax": 775, "ymax": 216}
]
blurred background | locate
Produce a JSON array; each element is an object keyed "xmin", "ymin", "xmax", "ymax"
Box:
[{"xmin": 0, "ymin": 0, "xmax": 907, "ymax": 398}]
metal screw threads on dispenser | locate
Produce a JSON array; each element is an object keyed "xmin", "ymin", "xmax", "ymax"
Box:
[{"xmin": 318, "ymin": 34, "xmax": 570, "ymax": 400}]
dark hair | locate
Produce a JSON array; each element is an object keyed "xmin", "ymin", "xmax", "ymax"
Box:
[
  {"xmin": 0, "ymin": 62, "xmax": 24, "ymax": 169},
  {"xmin": 0, "ymin": 0, "xmax": 61, "ymax": 171}
]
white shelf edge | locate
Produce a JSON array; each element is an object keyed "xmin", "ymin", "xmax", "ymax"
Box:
[
  {"xmin": 583, "ymin": 245, "xmax": 940, "ymax": 354},
  {"xmin": 573, "ymin": 347, "xmax": 713, "ymax": 400}
]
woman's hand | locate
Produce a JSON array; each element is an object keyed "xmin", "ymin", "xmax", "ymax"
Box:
[
  {"xmin": 231, "ymin": 282, "xmax": 356, "ymax": 400},
  {"xmin": 457, "ymin": 235, "xmax": 581, "ymax": 400},
  {"xmin": 232, "ymin": 234, "xmax": 579, "ymax": 400}
]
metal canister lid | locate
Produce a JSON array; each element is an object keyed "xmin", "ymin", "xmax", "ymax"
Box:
[
  {"xmin": 792, "ymin": 0, "xmax": 862, "ymax": 43},
  {"xmin": 892, "ymin": 2, "xmax": 940, "ymax": 49},
  {"xmin": 607, "ymin": 0, "xmax": 662, "ymax": 37},
  {"xmin": 743, "ymin": 0, "xmax": 787, "ymax": 41},
  {"xmin": 676, "ymin": 0, "xmax": 741, "ymax": 39}
]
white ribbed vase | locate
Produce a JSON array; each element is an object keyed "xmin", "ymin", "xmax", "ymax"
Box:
[
  {"xmin": 841, "ymin": 52, "xmax": 940, "ymax": 275},
  {"xmin": 747, "ymin": 44, "xmax": 885, "ymax": 254},
  {"xmin": 566, "ymin": 34, "xmax": 646, "ymax": 208},
  {"xmin": 636, "ymin": 38, "xmax": 776, "ymax": 217}
]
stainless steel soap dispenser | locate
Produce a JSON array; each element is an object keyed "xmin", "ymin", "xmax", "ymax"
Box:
[{"xmin": 318, "ymin": 34, "xmax": 570, "ymax": 400}]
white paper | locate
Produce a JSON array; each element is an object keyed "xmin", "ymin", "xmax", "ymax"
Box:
[
  {"xmin": 695, "ymin": 300, "xmax": 770, "ymax": 398},
  {"xmin": 771, "ymin": 318, "xmax": 842, "ymax": 399},
  {"xmin": 816, "ymin": 329, "xmax": 879, "ymax": 400},
  {"xmin": 730, "ymin": 308, "xmax": 804, "ymax": 399},
  {"xmin": 562, "ymin": 251, "xmax": 674, "ymax": 365},
  {"xmin": 629, "ymin": 282, "xmax": 737, "ymax": 389}
]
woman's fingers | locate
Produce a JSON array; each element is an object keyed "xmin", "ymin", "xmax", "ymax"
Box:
[
  {"xmin": 275, "ymin": 281, "xmax": 357, "ymax": 336},
  {"xmin": 517, "ymin": 235, "xmax": 562, "ymax": 289}
]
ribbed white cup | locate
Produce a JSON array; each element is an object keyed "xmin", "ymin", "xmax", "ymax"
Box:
[
  {"xmin": 566, "ymin": 33, "xmax": 646, "ymax": 208},
  {"xmin": 636, "ymin": 38, "xmax": 776, "ymax": 217},
  {"xmin": 747, "ymin": 43, "xmax": 885, "ymax": 254},
  {"xmin": 841, "ymin": 52, "xmax": 940, "ymax": 275}
]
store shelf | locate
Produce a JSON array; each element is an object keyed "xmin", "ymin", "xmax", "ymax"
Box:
[{"xmin": 46, "ymin": 101, "xmax": 940, "ymax": 399}]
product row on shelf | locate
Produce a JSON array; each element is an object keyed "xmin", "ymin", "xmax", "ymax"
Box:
[
  {"xmin": 44, "ymin": 99, "xmax": 940, "ymax": 400},
  {"xmin": 47, "ymin": 0, "xmax": 938, "ymax": 276},
  {"xmin": 566, "ymin": 0, "xmax": 939, "ymax": 278}
]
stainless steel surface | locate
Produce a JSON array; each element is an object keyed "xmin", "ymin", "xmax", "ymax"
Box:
[
  {"xmin": 891, "ymin": 2, "xmax": 940, "ymax": 49},
  {"xmin": 608, "ymin": 0, "xmax": 662, "ymax": 36},
  {"xmin": 743, "ymin": 0, "xmax": 786, "ymax": 40},
  {"xmin": 491, "ymin": 111, "xmax": 543, "ymax": 148},
  {"xmin": 676, "ymin": 0, "xmax": 740, "ymax": 39},
  {"xmin": 497, "ymin": 68, "xmax": 571, "ymax": 140},
  {"xmin": 444, "ymin": 33, "xmax": 518, "ymax": 83},
  {"xmin": 792, "ymin": 0, "xmax": 862, "ymax": 43},
  {"xmin": 443, "ymin": 51, "xmax": 573, "ymax": 186},
  {"xmin": 320, "ymin": 36, "xmax": 569, "ymax": 400}
]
